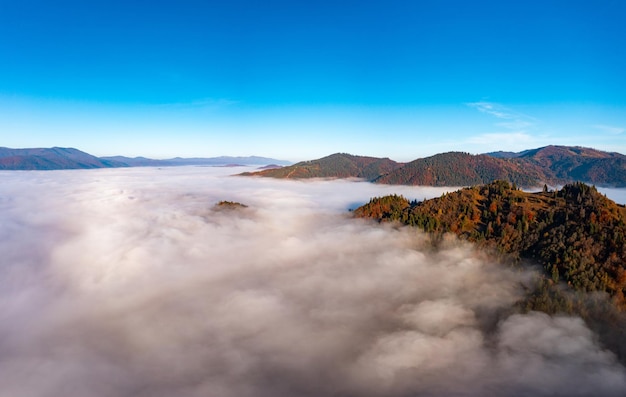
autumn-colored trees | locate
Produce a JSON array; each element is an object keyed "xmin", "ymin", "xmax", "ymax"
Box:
[{"xmin": 355, "ymin": 181, "xmax": 626, "ymax": 308}]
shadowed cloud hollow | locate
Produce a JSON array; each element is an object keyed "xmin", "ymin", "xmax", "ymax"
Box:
[{"xmin": 0, "ymin": 167, "xmax": 624, "ymax": 396}]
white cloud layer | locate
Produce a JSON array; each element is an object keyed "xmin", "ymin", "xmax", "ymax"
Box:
[{"xmin": 0, "ymin": 167, "xmax": 625, "ymax": 396}]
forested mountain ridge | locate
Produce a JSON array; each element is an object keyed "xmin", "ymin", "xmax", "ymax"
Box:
[
  {"xmin": 374, "ymin": 152, "xmax": 546, "ymax": 187},
  {"xmin": 239, "ymin": 153, "xmax": 402, "ymax": 180},
  {"xmin": 354, "ymin": 181, "xmax": 626, "ymax": 308},
  {"xmin": 495, "ymin": 145, "xmax": 626, "ymax": 187},
  {"xmin": 242, "ymin": 145, "xmax": 626, "ymax": 187}
]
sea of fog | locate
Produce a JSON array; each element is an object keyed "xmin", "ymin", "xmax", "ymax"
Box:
[{"xmin": 1, "ymin": 166, "xmax": 625, "ymax": 397}]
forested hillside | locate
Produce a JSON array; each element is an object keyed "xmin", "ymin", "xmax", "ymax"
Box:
[
  {"xmin": 374, "ymin": 152, "xmax": 545, "ymax": 187},
  {"xmin": 354, "ymin": 181, "xmax": 626, "ymax": 362},
  {"xmin": 506, "ymin": 146, "xmax": 626, "ymax": 187},
  {"xmin": 239, "ymin": 153, "xmax": 401, "ymax": 180},
  {"xmin": 242, "ymin": 145, "xmax": 626, "ymax": 187},
  {"xmin": 354, "ymin": 181, "xmax": 626, "ymax": 305}
]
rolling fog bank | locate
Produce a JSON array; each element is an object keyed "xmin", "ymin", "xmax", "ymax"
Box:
[{"xmin": 1, "ymin": 167, "xmax": 625, "ymax": 396}]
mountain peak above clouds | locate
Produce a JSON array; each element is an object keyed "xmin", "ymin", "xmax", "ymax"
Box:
[
  {"xmin": 242, "ymin": 146, "xmax": 626, "ymax": 188},
  {"xmin": 0, "ymin": 147, "xmax": 291, "ymax": 170},
  {"xmin": 0, "ymin": 147, "xmax": 126, "ymax": 170}
]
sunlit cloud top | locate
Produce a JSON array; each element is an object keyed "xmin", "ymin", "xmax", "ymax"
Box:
[{"xmin": 1, "ymin": 167, "xmax": 625, "ymax": 396}]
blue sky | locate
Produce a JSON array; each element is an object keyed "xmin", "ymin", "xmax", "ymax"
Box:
[{"xmin": 0, "ymin": 0, "xmax": 625, "ymax": 161}]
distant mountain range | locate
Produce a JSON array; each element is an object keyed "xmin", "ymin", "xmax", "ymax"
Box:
[
  {"xmin": 0, "ymin": 147, "xmax": 125, "ymax": 170},
  {"xmin": 3, "ymin": 145, "xmax": 625, "ymax": 187},
  {"xmin": 100, "ymin": 155, "xmax": 292, "ymax": 167},
  {"xmin": 243, "ymin": 146, "xmax": 626, "ymax": 188},
  {"xmin": 0, "ymin": 147, "xmax": 291, "ymax": 170}
]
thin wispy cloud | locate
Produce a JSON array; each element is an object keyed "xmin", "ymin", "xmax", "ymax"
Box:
[
  {"xmin": 467, "ymin": 102, "xmax": 537, "ymax": 124},
  {"xmin": 594, "ymin": 124, "xmax": 625, "ymax": 135},
  {"xmin": 467, "ymin": 101, "xmax": 517, "ymax": 119},
  {"xmin": 466, "ymin": 102, "xmax": 541, "ymax": 152}
]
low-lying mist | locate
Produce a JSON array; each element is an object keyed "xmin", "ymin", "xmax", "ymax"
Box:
[{"xmin": 1, "ymin": 167, "xmax": 625, "ymax": 397}]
